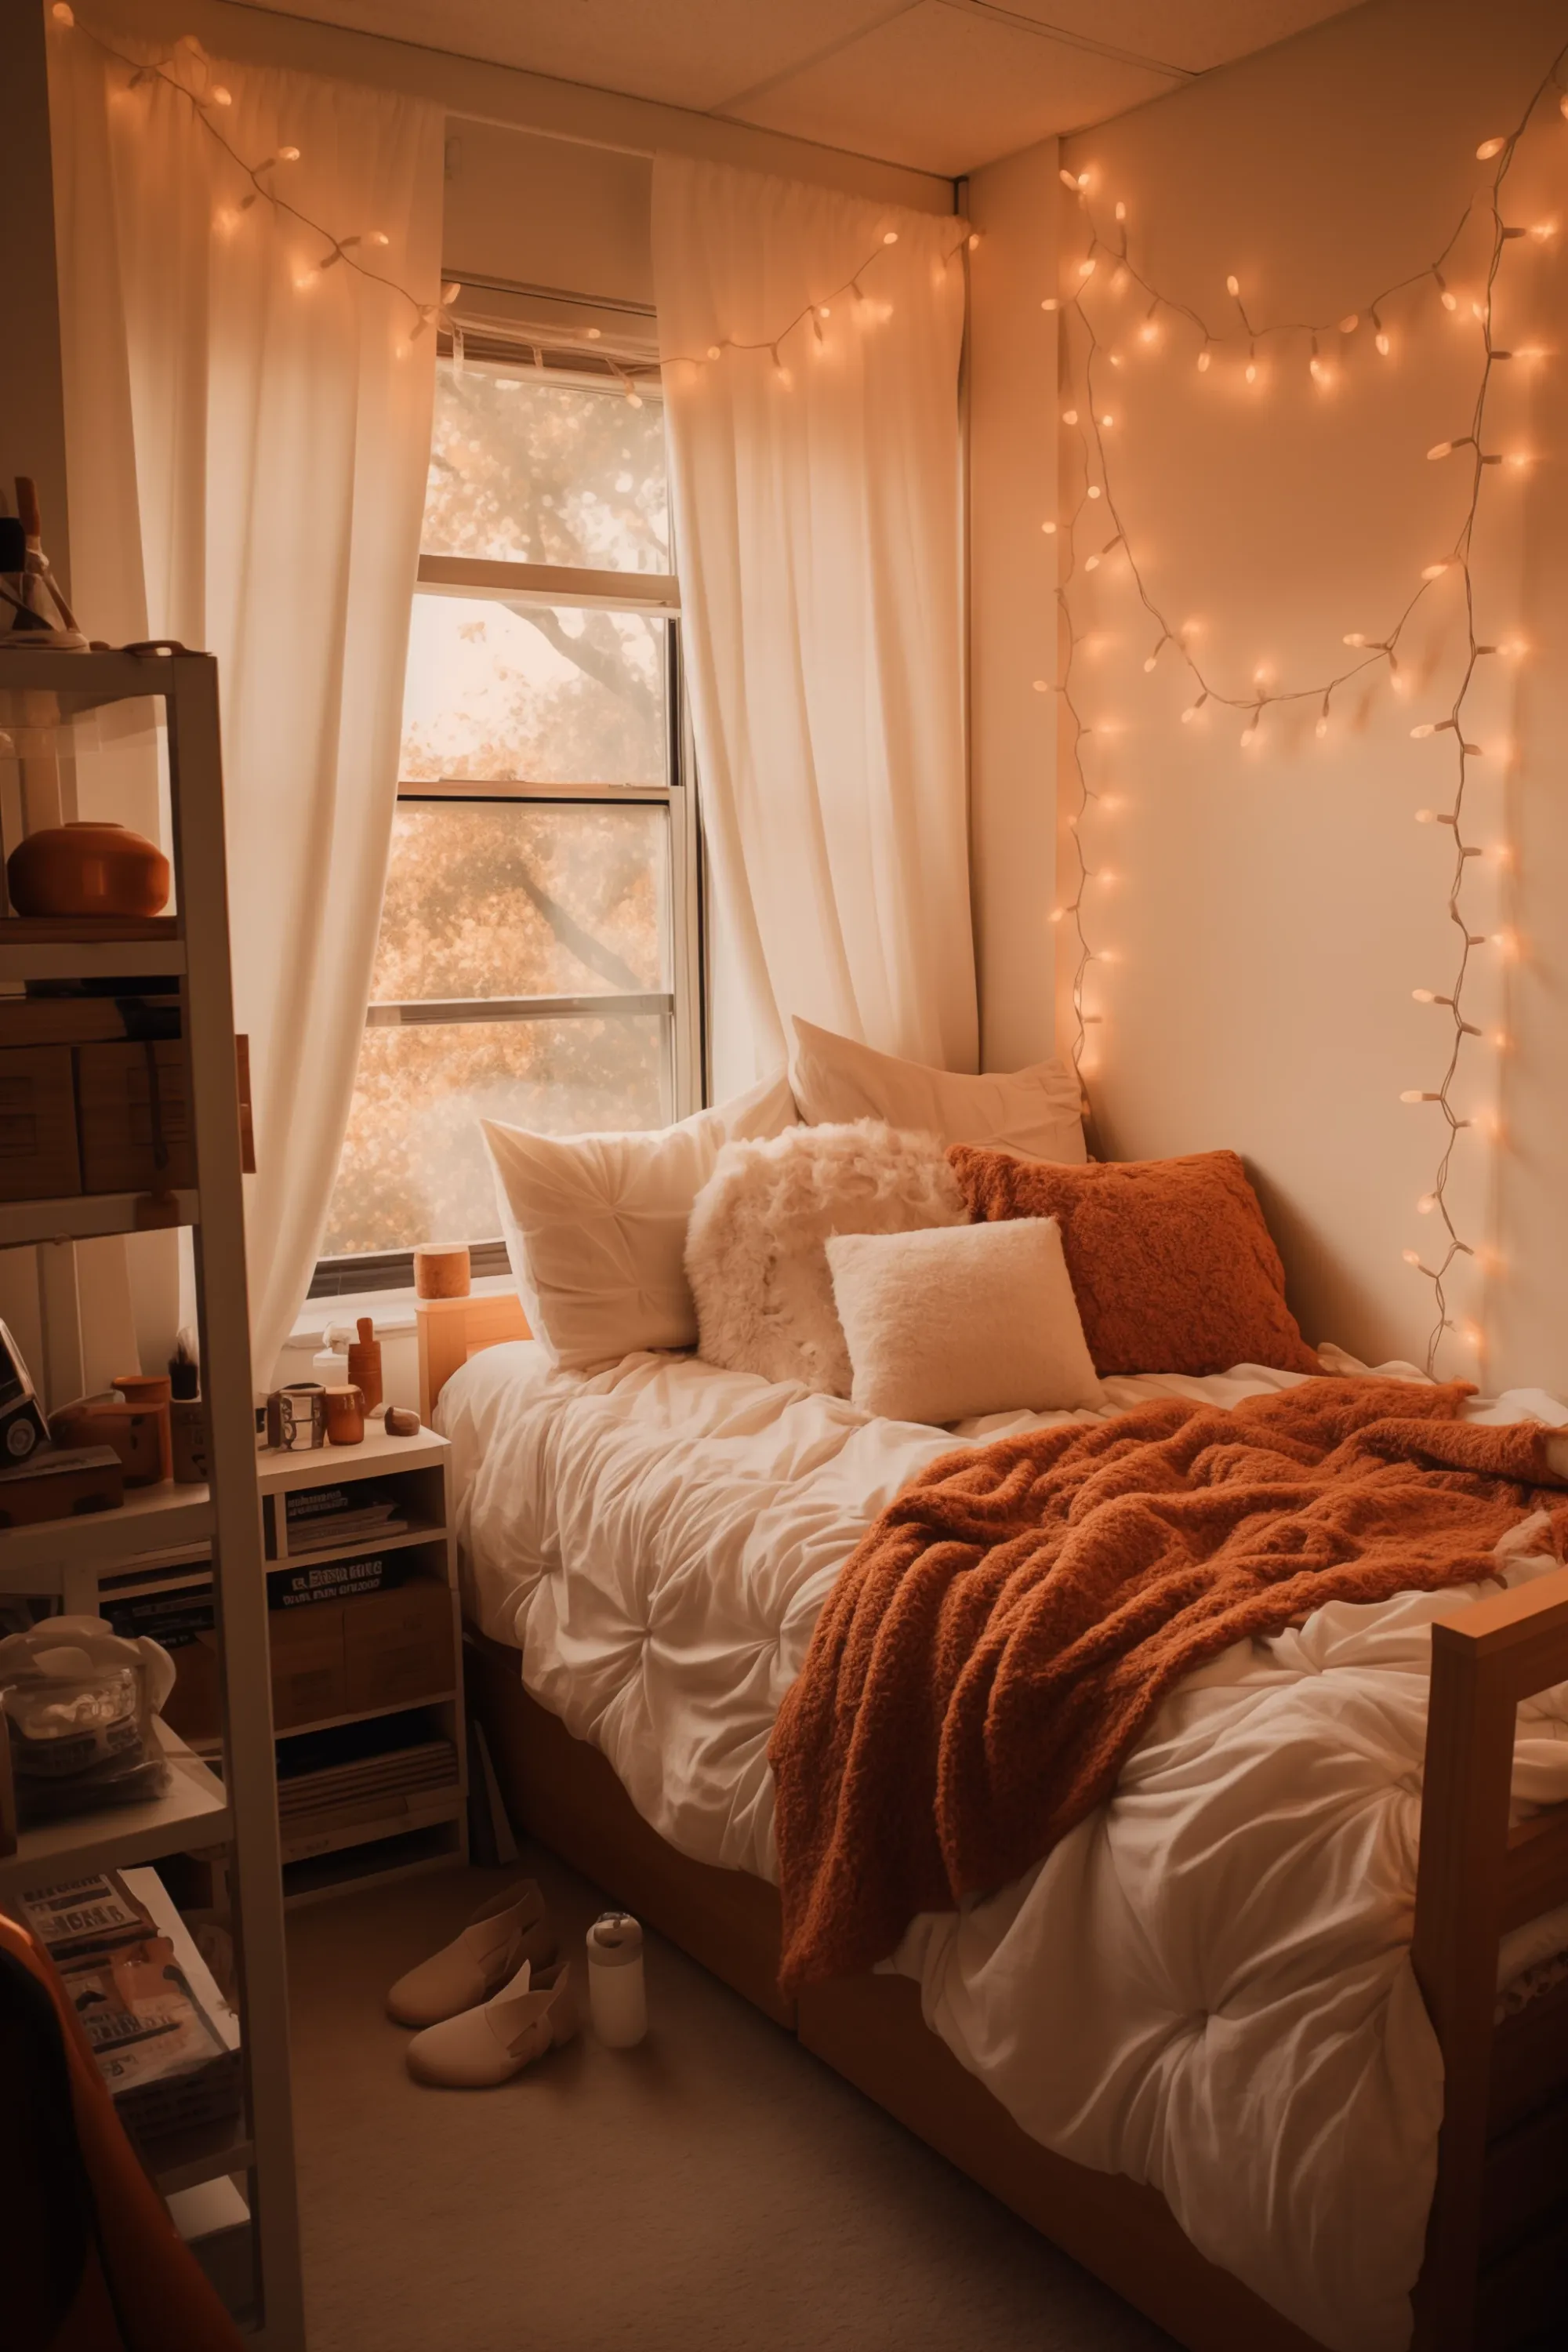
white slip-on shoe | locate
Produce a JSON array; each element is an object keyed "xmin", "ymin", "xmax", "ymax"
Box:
[
  {"xmin": 405, "ymin": 1958, "xmax": 579, "ymax": 2089},
  {"xmin": 385, "ymin": 1879, "xmax": 558, "ymax": 2027}
]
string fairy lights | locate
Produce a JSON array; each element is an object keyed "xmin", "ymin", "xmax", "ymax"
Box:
[
  {"xmin": 1047, "ymin": 38, "xmax": 1568, "ymax": 1370},
  {"xmin": 49, "ymin": 8, "xmax": 456, "ymax": 340}
]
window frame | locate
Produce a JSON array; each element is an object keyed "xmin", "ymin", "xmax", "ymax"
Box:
[{"xmin": 310, "ymin": 343, "xmax": 702, "ymax": 1301}]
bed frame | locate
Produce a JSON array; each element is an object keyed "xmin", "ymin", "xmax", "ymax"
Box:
[{"xmin": 424, "ymin": 1295, "xmax": 1568, "ymax": 2352}]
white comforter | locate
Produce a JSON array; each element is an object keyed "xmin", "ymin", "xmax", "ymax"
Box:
[{"xmin": 440, "ymin": 1341, "xmax": 1568, "ymax": 2352}]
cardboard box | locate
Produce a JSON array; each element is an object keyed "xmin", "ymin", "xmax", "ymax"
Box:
[
  {"xmin": 343, "ymin": 1579, "xmax": 454, "ymax": 1715},
  {"xmin": 0, "ymin": 1044, "xmax": 82, "ymax": 1199},
  {"xmin": 268, "ymin": 1600, "xmax": 346, "ymax": 1731},
  {"xmin": 75, "ymin": 1040, "xmax": 195, "ymax": 1192}
]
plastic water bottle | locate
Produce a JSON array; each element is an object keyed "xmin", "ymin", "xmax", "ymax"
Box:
[{"xmin": 586, "ymin": 1911, "xmax": 647, "ymax": 2047}]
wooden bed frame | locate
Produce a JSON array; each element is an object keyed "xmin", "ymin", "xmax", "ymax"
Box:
[{"xmin": 424, "ymin": 1295, "xmax": 1568, "ymax": 2352}]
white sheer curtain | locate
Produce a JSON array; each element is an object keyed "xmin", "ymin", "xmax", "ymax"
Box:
[
  {"xmin": 49, "ymin": 16, "xmax": 442, "ymax": 1384},
  {"xmin": 652, "ymin": 157, "xmax": 978, "ymax": 1093}
]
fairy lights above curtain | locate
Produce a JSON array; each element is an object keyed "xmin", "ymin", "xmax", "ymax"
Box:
[
  {"xmin": 1046, "ymin": 39, "xmax": 1568, "ymax": 1374},
  {"xmin": 50, "ymin": 7, "xmax": 457, "ymax": 341}
]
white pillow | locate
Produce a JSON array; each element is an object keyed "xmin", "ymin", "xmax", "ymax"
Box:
[
  {"xmin": 790, "ymin": 1017, "xmax": 1086, "ymax": 1163},
  {"xmin": 481, "ymin": 1073, "xmax": 797, "ymax": 1372},
  {"xmin": 826, "ymin": 1218, "xmax": 1104, "ymax": 1425},
  {"xmin": 684, "ymin": 1120, "xmax": 964, "ymax": 1396}
]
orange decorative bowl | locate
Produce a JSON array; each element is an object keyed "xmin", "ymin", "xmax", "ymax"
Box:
[{"xmin": 7, "ymin": 822, "xmax": 171, "ymax": 920}]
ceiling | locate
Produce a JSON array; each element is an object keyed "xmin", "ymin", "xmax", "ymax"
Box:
[{"xmin": 246, "ymin": 1, "xmax": 1369, "ymax": 176}]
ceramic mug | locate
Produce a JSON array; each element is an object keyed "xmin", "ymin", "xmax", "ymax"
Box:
[
  {"xmin": 324, "ymin": 1384, "xmax": 365, "ymax": 1447},
  {"xmin": 267, "ymin": 1383, "xmax": 326, "ymax": 1450}
]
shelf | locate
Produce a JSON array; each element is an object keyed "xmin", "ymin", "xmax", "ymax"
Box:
[
  {"xmin": 0, "ymin": 1186, "xmax": 198, "ymax": 1247},
  {"xmin": 0, "ymin": 1723, "xmax": 230, "ymax": 1899},
  {"xmin": 256, "ymin": 1422, "xmax": 449, "ymax": 1491},
  {"xmin": 151, "ymin": 2119, "xmax": 256, "ymax": 2198},
  {"xmin": 0, "ymin": 1486, "xmax": 216, "ymax": 1595},
  {"xmin": 274, "ymin": 1692, "xmax": 457, "ymax": 1743},
  {"xmin": 277, "ymin": 1522, "xmax": 448, "ymax": 1569},
  {"xmin": 277, "ymin": 1788, "xmax": 464, "ymax": 1867},
  {"xmin": 0, "ymin": 916, "xmax": 183, "ymax": 985}
]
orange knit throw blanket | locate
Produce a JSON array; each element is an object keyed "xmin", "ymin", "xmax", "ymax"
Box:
[{"xmin": 771, "ymin": 1377, "xmax": 1566, "ymax": 1991}]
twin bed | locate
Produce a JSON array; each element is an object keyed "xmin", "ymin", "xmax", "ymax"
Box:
[{"xmin": 427, "ymin": 1305, "xmax": 1568, "ymax": 2352}]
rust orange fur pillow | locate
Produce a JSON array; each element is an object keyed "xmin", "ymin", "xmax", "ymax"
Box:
[{"xmin": 947, "ymin": 1145, "xmax": 1320, "ymax": 1379}]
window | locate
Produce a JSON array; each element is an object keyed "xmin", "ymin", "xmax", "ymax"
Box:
[{"xmin": 314, "ymin": 333, "xmax": 700, "ymax": 1293}]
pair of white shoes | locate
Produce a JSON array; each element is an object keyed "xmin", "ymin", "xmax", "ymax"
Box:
[{"xmin": 385, "ymin": 1879, "xmax": 579, "ymax": 2088}]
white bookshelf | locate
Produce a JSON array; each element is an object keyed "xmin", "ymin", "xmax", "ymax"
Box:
[{"xmin": 0, "ymin": 646, "xmax": 303, "ymax": 2350}]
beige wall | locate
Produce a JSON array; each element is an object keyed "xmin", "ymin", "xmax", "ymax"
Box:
[
  {"xmin": 964, "ymin": 139, "xmax": 1062, "ymax": 1075},
  {"xmin": 978, "ymin": 0, "xmax": 1568, "ymax": 1388}
]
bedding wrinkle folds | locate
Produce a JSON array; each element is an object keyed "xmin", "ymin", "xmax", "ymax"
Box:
[{"xmin": 771, "ymin": 1377, "xmax": 1565, "ymax": 1991}]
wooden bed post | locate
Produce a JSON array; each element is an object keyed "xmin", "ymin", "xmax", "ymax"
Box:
[
  {"xmin": 416, "ymin": 1290, "xmax": 531, "ymax": 1426},
  {"xmin": 1410, "ymin": 1562, "xmax": 1568, "ymax": 2348}
]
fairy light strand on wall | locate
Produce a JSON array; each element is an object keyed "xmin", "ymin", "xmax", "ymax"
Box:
[
  {"xmin": 1047, "ymin": 40, "xmax": 1566, "ymax": 1371},
  {"xmin": 49, "ymin": 9, "xmax": 458, "ymax": 339}
]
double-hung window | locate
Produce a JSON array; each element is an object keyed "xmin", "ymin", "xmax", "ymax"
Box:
[{"xmin": 315, "ymin": 315, "xmax": 699, "ymax": 1292}]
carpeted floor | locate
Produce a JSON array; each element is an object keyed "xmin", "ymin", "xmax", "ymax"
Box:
[{"xmin": 286, "ymin": 1847, "xmax": 1175, "ymax": 2352}]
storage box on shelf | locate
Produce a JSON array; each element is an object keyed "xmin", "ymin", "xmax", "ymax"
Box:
[{"xmin": 0, "ymin": 646, "xmax": 302, "ymax": 2349}]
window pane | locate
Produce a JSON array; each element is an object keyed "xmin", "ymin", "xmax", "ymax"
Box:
[
  {"xmin": 321, "ymin": 1015, "xmax": 672, "ymax": 1259},
  {"xmin": 421, "ymin": 358, "xmax": 670, "ymax": 573},
  {"xmin": 370, "ymin": 802, "xmax": 670, "ymax": 1002},
  {"xmin": 401, "ymin": 596, "xmax": 666, "ymax": 787}
]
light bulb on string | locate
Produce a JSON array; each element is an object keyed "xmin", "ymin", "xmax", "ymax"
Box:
[
  {"xmin": 1372, "ymin": 308, "xmax": 1391, "ymax": 356},
  {"xmin": 1316, "ymin": 694, "xmax": 1331, "ymax": 739},
  {"xmin": 1087, "ymin": 484, "xmax": 1102, "ymax": 499},
  {"xmin": 1225, "ymin": 274, "xmax": 1240, "ymax": 297},
  {"xmin": 1308, "ymin": 334, "xmax": 1327, "ymax": 385},
  {"xmin": 1476, "ymin": 135, "xmax": 1508, "ymax": 158},
  {"xmin": 1196, "ymin": 341, "xmax": 1212, "ymax": 372},
  {"xmin": 1041, "ymin": 296, "xmax": 1061, "ymax": 312},
  {"xmin": 1078, "ymin": 257, "xmax": 1097, "ymax": 281},
  {"xmin": 882, "ymin": 230, "xmax": 898, "ymax": 245},
  {"xmin": 1245, "ymin": 343, "xmax": 1258, "ymax": 384},
  {"xmin": 1421, "ymin": 561, "xmax": 1450, "ymax": 580}
]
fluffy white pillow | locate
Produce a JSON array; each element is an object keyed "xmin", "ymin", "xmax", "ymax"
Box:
[
  {"xmin": 684, "ymin": 1121, "xmax": 964, "ymax": 1396},
  {"xmin": 826, "ymin": 1218, "xmax": 1105, "ymax": 1425},
  {"xmin": 481, "ymin": 1073, "xmax": 797, "ymax": 1372},
  {"xmin": 791, "ymin": 1017, "xmax": 1086, "ymax": 1164}
]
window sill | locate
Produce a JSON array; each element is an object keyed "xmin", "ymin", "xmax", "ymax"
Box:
[{"xmin": 288, "ymin": 1271, "xmax": 520, "ymax": 1349}]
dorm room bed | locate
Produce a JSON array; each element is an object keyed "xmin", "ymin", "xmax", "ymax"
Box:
[{"xmin": 423, "ymin": 1296, "xmax": 1568, "ymax": 2352}]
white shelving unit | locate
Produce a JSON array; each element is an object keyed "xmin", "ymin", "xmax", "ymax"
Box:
[
  {"xmin": 0, "ymin": 645, "xmax": 303, "ymax": 2349},
  {"xmin": 80, "ymin": 1424, "xmax": 469, "ymax": 1907}
]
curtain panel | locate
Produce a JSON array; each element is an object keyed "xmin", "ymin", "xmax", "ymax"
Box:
[
  {"xmin": 49, "ymin": 15, "xmax": 442, "ymax": 1385},
  {"xmin": 652, "ymin": 158, "xmax": 979, "ymax": 1091}
]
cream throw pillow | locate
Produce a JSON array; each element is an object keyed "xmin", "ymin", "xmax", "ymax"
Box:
[
  {"xmin": 481, "ymin": 1073, "xmax": 797, "ymax": 1372},
  {"xmin": 684, "ymin": 1121, "xmax": 965, "ymax": 1396},
  {"xmin": 826, "ymin": 1217, "xmax": 1105, "ymax": 1425},
  {"xmin": 790, "ymin": 1017, "xmax": 1086, "ymax": 1163}
]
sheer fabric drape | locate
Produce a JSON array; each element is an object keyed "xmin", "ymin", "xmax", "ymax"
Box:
[
  {"xmin": 49, "ymin": 18, "xmax": 442, "ymax": 1382},
  {"xmin": 651, "ymin": 158, "xmax": 978, "ymax": 1092}
]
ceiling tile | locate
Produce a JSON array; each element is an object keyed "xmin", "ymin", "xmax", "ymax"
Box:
[
  {"xmin": 975, "ymin": 2, "xmax": 1367, "ymax": 76},
  {"xmin": 726, "ymin": 2, "xmax": 1181, "ymax": 176},
  {"xmin": 248, "ymin": 1, "xmax": 913, "ymax": 114}
]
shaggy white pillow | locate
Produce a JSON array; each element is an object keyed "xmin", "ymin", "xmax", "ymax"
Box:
[
  {"xmin": 684, "ymin": 1120, "xmax": 964, "ymax": 1396},
  {"xmin": 826, "ymin": 1218, "xmax": 1104, "ymax": 1425},
  {"xmin": 790, "ymin": 1016, "xmax": 1087, "ymax": 1164},
  {"xmin": 481, "ymin": 1072, "xmax": 797, "ymax": 1372}
]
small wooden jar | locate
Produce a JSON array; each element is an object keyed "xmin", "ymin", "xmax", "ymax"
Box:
[
  {"xmin": 324, "ymin": 1385, "xmax": 366, "ymax": 1446},
  {"xmin": 413, "ymin": 1243, "xmax": 470, "ymax": 1300}
]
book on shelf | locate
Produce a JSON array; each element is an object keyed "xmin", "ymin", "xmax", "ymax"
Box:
[
  {"xmin": 283, "ymin": 1481, "xmax": 400, "ymax": 1526},
  {"xmin": 267, "ymin": 1551, "xmax": 409, "ymax": 1610},
  {"xmin": 24, "ymin": 1867, "xmax": 241, "ymax": 2152},
  {"xmin": 285, "ymin": 1505, "xmax": 409, "ymax": 1555}
]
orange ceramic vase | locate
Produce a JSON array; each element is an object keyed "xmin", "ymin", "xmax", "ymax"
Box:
[{"xmin": 7, "ymin": 822, "xmax": 171, "ymax": 920}]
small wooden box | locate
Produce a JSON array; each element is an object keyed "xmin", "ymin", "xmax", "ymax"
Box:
[
  {"xmin": 0, "ymin": 1044, "xmax": 82, "ymax": 1200},
  {"xmin": 343, "ymin": 1579, "xmax": 454, "ymax": 1715},
  {"xmin": 270, "ymin": 1601, "xmax": 347, "ymax": 1732},
  {"xmin": 75, "ymin": 1040, "xmax": 195, "ymax": 1192}
]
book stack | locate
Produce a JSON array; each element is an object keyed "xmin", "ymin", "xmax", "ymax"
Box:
[
  {"xmin": 274, "ymin": 1711, "xmax": 459, "ymax": 1857},
  {"xmin": 20, "ymin": 1868, "xmax": 241, "ymax": 2158},
  {"xmin": 283, "ymin": 1481, "xmax": 409, "ymax": 1559}
]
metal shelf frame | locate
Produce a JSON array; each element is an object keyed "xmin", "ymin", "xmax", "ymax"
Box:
[{"xmin": 0, "ymin": 645, "xmax": 305, "ymax": 2350}]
